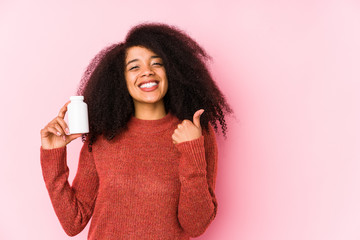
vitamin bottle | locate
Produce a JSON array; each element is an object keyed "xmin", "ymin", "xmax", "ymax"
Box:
[{"xmin": 67, "ymin": 96, "xmax": 89, "ymax": 134}]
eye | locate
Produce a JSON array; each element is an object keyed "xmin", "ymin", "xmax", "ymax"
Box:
[
  {"xmin": 129, "ymin": 66, "xmax": 139, "ymax": 71},
  {"xmin": 152, "ymin": 62, "xmax": 163, "ymax": 67}
]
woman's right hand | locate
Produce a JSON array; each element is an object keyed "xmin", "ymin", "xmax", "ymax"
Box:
[{"xmin": 40, "ymin": 101, "xmax": 83, "ymax": 150}]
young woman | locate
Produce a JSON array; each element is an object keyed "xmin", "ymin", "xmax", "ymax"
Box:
[{"xmin": 40, "ymin": 23, "xmax": 232, "ymax": 239}]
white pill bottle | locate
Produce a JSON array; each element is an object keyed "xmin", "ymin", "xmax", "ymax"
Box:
[{"xmin": 67, "ymin": 96, "xmax": 89, "ymax": 134}]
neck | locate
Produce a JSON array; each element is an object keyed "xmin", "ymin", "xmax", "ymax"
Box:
[{"xmin": 133, "ymin": 100, "xmax": 167, "ymax": 120}]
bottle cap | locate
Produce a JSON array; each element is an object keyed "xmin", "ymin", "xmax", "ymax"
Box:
[{"xmin": 70, "ymin": 96, "xmax": 84, "ymax": 101}]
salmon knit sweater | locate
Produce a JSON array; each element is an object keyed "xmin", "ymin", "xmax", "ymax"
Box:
[{"xmin": 40, "ymin": 112, "xmax": 218, "ymax": 239}]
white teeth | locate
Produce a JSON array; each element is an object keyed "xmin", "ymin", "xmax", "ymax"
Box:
[{"xmin": 139, "ymin": 82, "xmax": 158, "ymax": 89}]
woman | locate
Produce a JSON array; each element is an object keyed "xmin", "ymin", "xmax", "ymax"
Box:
[{"xmin": 40, "ymin": 23, "xmax": 232, "ymax": 239}]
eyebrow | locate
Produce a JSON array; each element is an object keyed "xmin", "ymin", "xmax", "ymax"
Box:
[{"xmin": 126, "ymin": 56, "xmax": 161, "ymax": 66}]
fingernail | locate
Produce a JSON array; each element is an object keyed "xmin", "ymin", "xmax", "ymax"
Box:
[
  {"xmin": 62, "ymin": 136, "xmax": 66, "ymax": 141},
  {"xmin": 57, "ymin": 132, "xmax": 61, "ymax": 136},
  {"xmin": 66, "ymin": 128, "xmax": 70, "ymax": 134}
]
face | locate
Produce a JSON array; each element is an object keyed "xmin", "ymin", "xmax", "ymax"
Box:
[{"xmin": 124, "ymin": 46, "xmax": 168, "ymax": 107}]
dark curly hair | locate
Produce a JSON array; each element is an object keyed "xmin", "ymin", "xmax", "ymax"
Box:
[{"xmin": 77, "ymin": 22, "xmax": 233, "ymax": 152}]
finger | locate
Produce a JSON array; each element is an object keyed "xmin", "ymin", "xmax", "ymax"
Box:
[
  {"xmin": 45, "ymin": 126, "xmax": 61, "ymax": 137},
  {"xmin": 171, "ymin": 134, "xmax": 178, "ymax": 144},
  {"xmin": 56, "ymin": 117, "xmax": 70, "ymax": 135},
  {"xmin": 58, "ymin": 100, "xmax": 71, "ymax": 119},
  {"xmin": 53, "ymin": 123, "xmax": 65, "ymax": 136},
  {"xmin": 192, "ymin": 109, "xmax": 204, "ymax": 128},
  {"xmin": 40, "ymin": 127, "xmax": 54, "ymax": 138},
  {"xmin": 66, "ymin": 133, "xmax": 82, "ymax": 143},
  {"xmin": 182, "ymin": 119, "xmax": 191, "ymax": 124}
]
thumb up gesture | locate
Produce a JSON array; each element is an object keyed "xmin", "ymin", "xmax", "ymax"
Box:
[{"xmin": 172, "ymin": 109, "xmax": 204, "ymax": 145}]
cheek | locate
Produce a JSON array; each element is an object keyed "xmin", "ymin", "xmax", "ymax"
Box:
[
  {"xmin": 124, "ymin": 76, "xmax": 137, "ymax": 98},
  {"xmin": 125, "ymin": 74, "xmax": 135, "ymax": 88},
  {"xmin": 159, "ymin": 75, "xmax": 168, "ymax": 94},
  {"xmin": 163, "ymin": 80, "xmax": 169, "ymax": 93},
  {"xmin": 160, "ymin": 71, "xmax": 168, "ymax": 92}
]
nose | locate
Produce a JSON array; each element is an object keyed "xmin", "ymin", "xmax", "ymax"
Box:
[{"xmin": 141, "ymin": 65, "xmax": 154, "ymax": 77}]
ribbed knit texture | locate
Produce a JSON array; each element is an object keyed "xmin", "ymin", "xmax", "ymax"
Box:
[{"xmin": 40, "ymin": 112, "xmax": 218, "ymax": 239}]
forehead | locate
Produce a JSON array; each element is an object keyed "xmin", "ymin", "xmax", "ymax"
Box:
[{"xmin": 125, "ymin": 46, "xmax": 158, "ymax": 60}]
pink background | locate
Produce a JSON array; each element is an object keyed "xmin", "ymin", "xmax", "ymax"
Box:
[{"xmin": 1, "ymin": 0, "xmax": 360, "ymax": 239}]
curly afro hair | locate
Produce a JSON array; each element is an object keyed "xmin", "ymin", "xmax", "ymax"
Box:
[{"xmin": 77, "ymin": 22, "xmax": 233, "ymax": 151}]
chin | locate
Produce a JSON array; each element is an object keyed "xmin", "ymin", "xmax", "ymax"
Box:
[{"xmin": 137, "ymin": 97, "xmax": 163, "ymax": 104}]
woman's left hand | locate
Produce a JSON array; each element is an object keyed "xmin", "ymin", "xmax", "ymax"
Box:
[{"xmin": 172, "ymin": 109, "xmax": 204, "ymax": 144}]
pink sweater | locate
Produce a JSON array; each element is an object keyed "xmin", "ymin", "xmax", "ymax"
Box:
[{"xmin": 40, "ymin": 112, "xmax": 218, "ymax": 239}]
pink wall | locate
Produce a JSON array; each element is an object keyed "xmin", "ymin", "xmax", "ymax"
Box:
[{"xmin": 1, "ymin": 0, "xmax": 360, "ymax": 239}]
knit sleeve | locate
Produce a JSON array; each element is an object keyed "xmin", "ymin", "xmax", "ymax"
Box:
[
  {"xmin": 175, "ymin": 124, "xmax": 218, "ymax": 237},
  {"xmin": 40, "ymin": 140, "xmax": 99, "ymax": 236}
]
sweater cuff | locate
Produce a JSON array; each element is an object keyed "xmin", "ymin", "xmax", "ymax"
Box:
[
  {"xmin": 40, "ymin": 146, "xmax": 68, "ymax": 177},
  {"xmin": 175, "ymin": 136, "xmax": 207, "ymax": 174}
]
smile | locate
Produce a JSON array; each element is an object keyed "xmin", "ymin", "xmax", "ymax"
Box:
[
  {"xmin": 138, "ymin": 81, "xmax": 159, "ymax": 92},
  {"xmin": 139, "ymin": 81, "xmax": 158, "ymax": 88}
]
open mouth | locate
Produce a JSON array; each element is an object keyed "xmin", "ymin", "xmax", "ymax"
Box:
[{"xmin": 139, "ymin": 81, "xmax": 159, "ymax": 89}]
